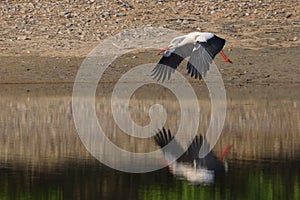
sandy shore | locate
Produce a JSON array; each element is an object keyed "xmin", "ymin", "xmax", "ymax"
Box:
[
  {"xmin": 0, "ymin": 47, "xmax": 299, "ymax": 89},
  {"xmin": 0, "ymin": 1, "xmax": 299, "ymax": 87}
]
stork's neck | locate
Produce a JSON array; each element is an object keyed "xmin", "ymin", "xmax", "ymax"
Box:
[{"xmin": 177, "ymin": 37, "xmax": 195, "ymax": 47}]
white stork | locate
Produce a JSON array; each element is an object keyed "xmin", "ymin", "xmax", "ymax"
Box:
[{"xmin": 152, "ymin": 32, "xmax": 232, "ymax": 81}]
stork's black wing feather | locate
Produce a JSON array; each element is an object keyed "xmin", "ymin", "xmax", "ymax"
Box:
[
  {"xmin": 154, "ymin": 127, "xmax": 173, "ymax": 148},
  {"xmin": 152, "ymin": 43, "xmax": 194, "ymax": 82},
  {"xmin": 196, "ymin": 136, "xmax": 225, "ymax": 171},
  {"xmin": 201, "ymin": 35, "xmax": 226, "ymax": 59},
  {"xmin": 154, "ymin": 127, "xmax": 227, "ymax": 172},
  {"xmin": 154, "ymin": 128, "xmax": 190, "ymax": 162},
  {"xmin": 186, "ymin": 35, "xmax": 226, "ymax": 79},
  {"xmin": 186, "ymin": 43, "xmax": 213, "ymax": 79},
  {"xmin": 187, "ymin": 135, "xmax": 203, "ymax": 161}
]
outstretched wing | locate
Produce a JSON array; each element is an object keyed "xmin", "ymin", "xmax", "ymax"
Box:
[
  {"xmin": 154, "ymin": 128, "xmax": 226, "ymax": 172},
  {"xmin": 186, "ymin": 43, "xmax": 213, "ymax": 79},
  {"xmin": 202, "ymin": 35, "xmax": 226, "ymax": 59},
  {"xmin": 154, "ymin": 127, "xmax": 185, "ymax": 153},
  {"xmin": 153, "ymin": 127, "xmax": 188, "ymax": 161},
  {"xmin": 152, "ymin": 43, "xmax": 194, "ymax": 82},
  {"xmin": 187, "ymin": 135, "xmax": 203, "ymax": 161},
  {"xmin": 154, "ymin": 127, "xmax": 173, "ymax": 148},
  {"xmin": 186, "ymin": 35, "xmax": 226, "ymax": 79},
  {"xmin": 200, "ymin": 136, "xmax": 225, "ymax": 172}
]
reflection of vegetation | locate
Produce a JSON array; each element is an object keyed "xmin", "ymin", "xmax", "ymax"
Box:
[
  {"xmin": 1, "ymin": 93, "xmax": 300, "ymax": 170},
  {"xmin": 140, "ymin": 162, "xmax": 300, "ymax": 200},
  {"xmin": 0, "ymin": 162, "xmax": 299, "ymax": 199}
]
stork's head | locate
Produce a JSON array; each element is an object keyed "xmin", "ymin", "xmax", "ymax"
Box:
[
  {"xmin": 157, "ymin": 35, "xmax": 186, "ymax": 57},
  {"xmin": 158, "ymin": 46, "xmax": 175, "ymax": 57}
]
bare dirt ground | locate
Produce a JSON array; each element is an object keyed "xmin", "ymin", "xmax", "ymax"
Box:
[{"xmin": 0, "ymin": 0, "xmax": 299, "ymax": 87}]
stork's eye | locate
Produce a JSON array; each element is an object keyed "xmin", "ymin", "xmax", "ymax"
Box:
[{"xmin": 163, "ymin": 49, "xmax": 175, "ymax": 57}]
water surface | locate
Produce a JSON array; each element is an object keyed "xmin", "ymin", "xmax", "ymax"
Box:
[
  {"xmin": 0, "ymin": 84, "xmax": 299, "ymax": 199},
  {"xmin": 1, "ymin": 160, "xmax": 299, "ymax": 200}
]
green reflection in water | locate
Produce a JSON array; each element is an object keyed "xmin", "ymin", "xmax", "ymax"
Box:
[
  {"xmin": 140, "ymin": 162, "xmax": 300, "ymax": 200},
  {"xmin": 1, "ymin": 161, "xmax": 299, "ymax": 200}
]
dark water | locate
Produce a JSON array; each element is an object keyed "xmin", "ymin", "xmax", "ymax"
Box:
[
  {"xmin": 0, "ymin": 160, "xmax": 299, "ymax": 200},
  {"xmin": 0, "ymin": 84, "xmax": 299, "ymax": 199}
]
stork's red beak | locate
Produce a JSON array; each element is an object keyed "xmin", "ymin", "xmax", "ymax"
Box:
[
  {"xmin": 220, "ymin": 145, "xmax": 232, "ymax": 162},
  {"xmin": 158, "ymin": 47, "xmax": 170, "ymax": 55},
  {"xmin": 220, "ymin": 50, "xmax": 233, "ymax": 64}
]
